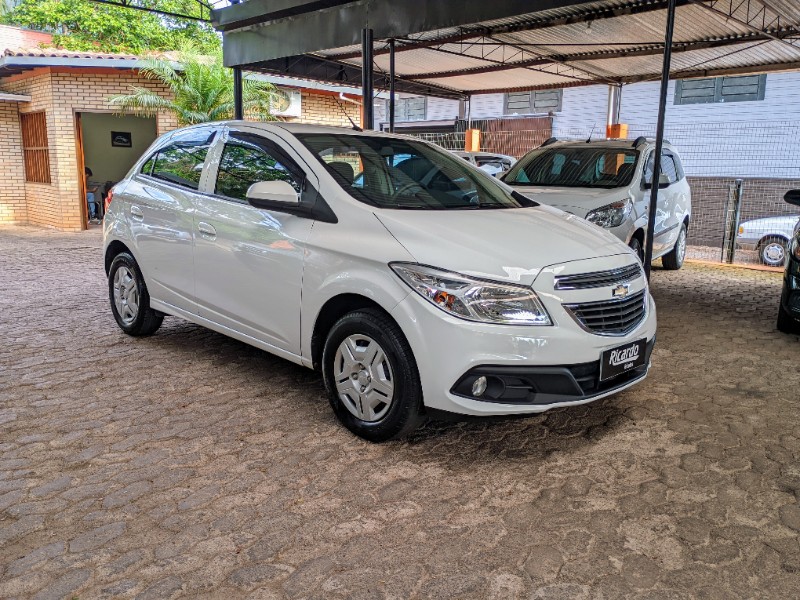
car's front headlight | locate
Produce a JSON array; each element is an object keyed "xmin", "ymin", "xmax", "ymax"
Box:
[
  {"xmin": 390, "ymin": 263, "xmax": 551, "ymax": 325},
  {"xmin": 586, "ymin": 198, "xmax": 632, "ymax": 228}
]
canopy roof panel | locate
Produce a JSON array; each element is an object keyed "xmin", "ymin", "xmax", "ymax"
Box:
[{"xmin": 213, "ymin": 0, "xmax": 800, "ymax": 98}]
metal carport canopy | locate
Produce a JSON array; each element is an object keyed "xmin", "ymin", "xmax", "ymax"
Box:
[{"xmin": 212, "ymin": 0, "xmax": 800, "ymax": 100}]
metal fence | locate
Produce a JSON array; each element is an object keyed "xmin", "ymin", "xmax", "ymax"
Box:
[{"xmin": 410, "ymin": 120, "xmax": 800, "ymax": 270}]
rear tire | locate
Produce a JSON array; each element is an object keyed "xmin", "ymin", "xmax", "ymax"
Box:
[
  {"xmin": 108, "ymin": 252, "xmax": 163, "ymax": 336},
  {"xmin": 322, "ymin": 308, "xmax": 426, "ymax": 442},
  {"xmin": 777, "ymin": 302, "xmax": 800, "ymax": 334},
  {"xmin": 757, "ymin": 236, "xmax": 788, "ymax": 267},
  {"xmin": 662, "ymin": 223, "xmax": 687, "ymax": 270}
]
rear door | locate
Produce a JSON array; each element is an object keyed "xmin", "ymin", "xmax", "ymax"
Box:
[
  {"xmin": 657, "ymin": 151, "xmax": 685, "ymax": 252},
  {"xmin": 125, "ymin": 127, "xmax": 216, "ymax": 311},
  {"xmin": 192, "ymin": 127, "xmax": 315, "ymax": 356}
]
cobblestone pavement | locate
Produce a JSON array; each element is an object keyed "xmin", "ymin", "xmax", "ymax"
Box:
[{"xmin": 1, "ymin": 224, "xmax": 799, "ymax": 600}]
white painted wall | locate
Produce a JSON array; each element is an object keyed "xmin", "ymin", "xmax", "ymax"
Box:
[
  {"xmin": 80, "ymin": 113, "xmax": 157, "ymax": 184},
  {"xmin": 458, "ymin": 73, "xmax": 800, "ymax": 178},
  {"xmin": 426, "ymin": 96, "xmax": 460, "ymax": 121}
]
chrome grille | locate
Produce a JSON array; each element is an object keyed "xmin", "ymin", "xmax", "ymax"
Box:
[
  {"xmin": 554, "ymin": 263, "xmax": 642, "ymax": 290},
  {"xmin": 564, "ymin": 290, "xmax": 647, "ymax": 336}
]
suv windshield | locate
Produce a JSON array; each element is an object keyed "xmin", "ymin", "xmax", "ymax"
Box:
[
  {"xmin": 297, "ymin": 133, "xmax": 536, "ymax": 210},
  {"xmin": 504, "ymin": 146, "xmax": 638, "ymax": 189}
]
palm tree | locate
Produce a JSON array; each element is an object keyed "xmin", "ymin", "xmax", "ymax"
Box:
[{"xmin": 109, "ymin": 51, "xmax": 287, "ymax": 125}]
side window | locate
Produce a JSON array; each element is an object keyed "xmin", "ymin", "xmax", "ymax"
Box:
[
  {"xmin": 149, "ymin": 129, "xmax": 215, "ymax": 190},
  {"xmin": 670, "ymin": 152, "xmax": 685, "ymax": 180},
  {"xmin": 643, "ymin": 152, "xmax": 654, "ymax": 186},
  {"xmin": 215, "ymin": 135, "xmax": 303, "ymax": 201},
  {"xmin": 661, "ymin": 154, "xmax": 678, "ymax": 184},
  {"xmin": 140, "ymin": 154, "xmax": 155, "ymax": 176}
]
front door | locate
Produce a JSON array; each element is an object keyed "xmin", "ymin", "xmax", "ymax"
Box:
[
  {"xmin": 126, "ymin": 127, "xmax": 216, "ymax": 311},
  {"xmin": 643, "ymin": 150, "xmax": 671, "ymax": 255},
  {"xmin": 192, "ymin": 129, "xmax": 314, "ymax": 355}
]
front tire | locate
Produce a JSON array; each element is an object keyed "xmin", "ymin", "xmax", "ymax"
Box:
[
  {"xmin": 322, "ymin": 308, "xmax": 425, "ymax": 442},
  {"xmin": 662, "ymin": 223, "xmax": 687, "ymax": 270},
  {"xmin": 108, "ymin": 252, "xmax": 163, "ymax": 336},
  {"xmin": 628, "ymin": 236, "xmax": 644, "ymax": 263},
  {"xmin": 777, "ymin": 302, "xmax": 800, "ymax": 334},
  {"xmin": 757, "ymin": 236, "xmax": 787, "ymax": 267}
]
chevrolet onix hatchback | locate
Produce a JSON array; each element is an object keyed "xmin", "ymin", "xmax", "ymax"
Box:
[
  {"xmin": 503, "ymin": 138, "xmax": 691, "ymax": 269},
  {"xmin": 103, "ymin": 122, "xmax": 657, "ymax": 442}
]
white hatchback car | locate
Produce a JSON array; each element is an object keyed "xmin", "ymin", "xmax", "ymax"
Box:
[
  {"xmin": 503, "ymin": 138, "xmax": 692, "ymax": 269},
  {"xmin": 103, "ymin": 122, "xmax": 657, "ymax": 441},
  {"xmin": 736, "ymin": 214, "xmax": 800, "ymax": 267}
]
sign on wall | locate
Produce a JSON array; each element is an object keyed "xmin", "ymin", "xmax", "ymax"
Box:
[{"xmin": 111, "ymin": 131, "xmax": 132, "ymax": 148}]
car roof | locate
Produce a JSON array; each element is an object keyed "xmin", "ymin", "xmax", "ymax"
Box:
[{"xmin": 541, "ymin": 138, "xmax": 675, "ymax": 151}]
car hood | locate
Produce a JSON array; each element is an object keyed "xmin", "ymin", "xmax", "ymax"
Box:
[
  {"xmin": 507, "ymin": 185, "xmax": 630, "ymax": 217},
  {"xmin": 374, "ymin": 204, "xmax": 629, "ymax": 286}
]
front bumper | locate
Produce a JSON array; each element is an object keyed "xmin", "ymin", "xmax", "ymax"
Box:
[{"xmin": 391, "ymin": 259, "xmax": 657, "ymax": 416}]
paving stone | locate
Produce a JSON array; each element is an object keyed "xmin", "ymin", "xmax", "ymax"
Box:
[{"xmin": 1, "ymin": 226, "xmax": 799, "ymax": 599}]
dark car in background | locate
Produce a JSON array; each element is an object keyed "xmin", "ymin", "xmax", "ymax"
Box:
[{"xmin": 777, "ymin": 190, "xmax": 800, "ymax": 334}]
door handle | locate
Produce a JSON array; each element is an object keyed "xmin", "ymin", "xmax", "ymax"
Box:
[
  {"xmin": 130, "ymin": 205, "xmax": 144, "ymax": 220},
  {"xmin": 198, "ymin": 222, "xmax": 217, "ymax": 238}
]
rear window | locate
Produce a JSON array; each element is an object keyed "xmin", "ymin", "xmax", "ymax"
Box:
[
  {"xmin": 142, "ymin": 129, "xmax": 215, "ymax": 190},
  {"xmin": 504, "ymin": 147, "xmax": 638, "ymax": 189}
]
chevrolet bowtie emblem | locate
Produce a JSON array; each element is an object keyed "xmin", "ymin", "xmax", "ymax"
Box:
[{"xmin": 612, "ymin": 283, "xmax": 630, "ymax": 298}]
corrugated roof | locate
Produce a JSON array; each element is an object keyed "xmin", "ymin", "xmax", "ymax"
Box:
[{"xmin": 227, "ymin": 0, "xmax": 800, "ymax": 97}]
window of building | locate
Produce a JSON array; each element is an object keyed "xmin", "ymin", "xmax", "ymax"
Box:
[
  {"xmin": 393, "ymin": 97, "xmax": 426, "ymax": 122},
  {"xmin": 674, "ymin": 74, "xmax": 767, "ymax": 105},
  {"xmin": 20, "ymin": 111, "xmax": 51, "ymax": 184},
  {"xmin": 215, "ymin": 134, "xmax": 303, "ymax": 201},
  {"xmin": 146, "ymin": 129, "xmax": 215, "ymax": 190},
  {"xmin": 504, "ymin": 89, "xmax": 562, "ymax": 115}
]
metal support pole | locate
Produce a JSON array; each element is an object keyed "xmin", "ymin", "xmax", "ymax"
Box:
[
  {"xmin": 643, "ymin": 0, "xmax": 677, "ymax": 279},
  {"xmin": 361, "ymin": 28, "xmax": 374, "ymax": 130},
  {"xmin": 606, "ymin": 84, "xmax": 621, "ymax": 130},
  {"xmin": 233, "ymin": 66, "xmax": 244, "ymax": 120},
  {"xmin": 388, "ymin": 39, "xmax": 396, "ymax": 133},
  {"xmin": 723, "ymin": 178, "xmax": 745, "ymax": 264}
]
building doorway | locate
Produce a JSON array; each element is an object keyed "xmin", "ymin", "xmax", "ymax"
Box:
[{"xmin": 76, "ymin": 112, "xmax": 157, "ymax": 228}]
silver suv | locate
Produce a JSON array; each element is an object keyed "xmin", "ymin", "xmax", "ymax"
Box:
[{"xmin": 502, "ymin": 137, "xmax": 692, "ymax": 269}]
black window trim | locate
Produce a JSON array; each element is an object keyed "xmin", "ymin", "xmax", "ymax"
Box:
[
  {"xmin": 211, "ymin": 130, "xmax": 338, "ymax": 223},
  {"xmin": 137, "ymin": 128, "xmax": 217, "ymax": 192}
]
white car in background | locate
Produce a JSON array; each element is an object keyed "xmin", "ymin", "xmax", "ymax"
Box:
[
  {"xmin": 103, "ymin": 122, "xmax": 656, "ymax": 442},
  {"xmin": 452, "ymin": 151, "xmax": 516, "ymax": 177},
  {"xmin": 502, "ymin": 137, "xmax": 692, "ymax": 269},
  {"xmin": 736, "ymin": 214, "xmax": 800, "ymax": 267}
]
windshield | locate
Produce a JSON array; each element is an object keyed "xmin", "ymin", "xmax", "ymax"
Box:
[
  {"xmin": 504, "ymin": 146, "xmax": 639, "ymax": 189},
  {"xmin": 296, "ymin": 133, "xmax": 536, "ymax": 210}
]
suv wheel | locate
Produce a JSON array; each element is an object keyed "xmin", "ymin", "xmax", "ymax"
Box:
[
  {"xmin": 757, "ymin": 236, "xmax": 787, "ymax": 267},
  {"xmin": 108, "ymin": 252, "xmax": 163, "ymax": 336},
  {"xmin": 662, "ymin": 224, "xmax": 687, "ymax": 270},
  {"xmin": 322, "ymin": 308, "xmax": 426, "ymax": 442}
]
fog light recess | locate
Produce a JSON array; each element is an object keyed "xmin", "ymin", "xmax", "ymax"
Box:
[{"xmin": 472, "ymin": 376, "xmax": 488, "ymax": 397}]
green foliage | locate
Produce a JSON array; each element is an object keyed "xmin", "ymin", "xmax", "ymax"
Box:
[
  {"xmin": 1, "ymin": 0, "xmax": 220, "ymax": 54},
  {"xmin": 108, "ymin": 51, "xmax": 287, "ymax": 125}
]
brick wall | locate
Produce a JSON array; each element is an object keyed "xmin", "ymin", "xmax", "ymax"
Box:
[
  {"xmin": 0, "ymin": 101, "xmax": 26, "ymax": 223},
  {"xmin": 687, "ymin": 176, "xmax": 800, "ymax": 247},
  {"xmin": 289, "ymin": 91, "xmax": 362, "ymax": 128},
  {"xmin": 0, "ymin": 69, "xmax": 177, "ymax": 230}
]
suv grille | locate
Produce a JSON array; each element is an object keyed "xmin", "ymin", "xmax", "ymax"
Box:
[
  {"xmin": 564, "ymin": 290, "xmax": 646, "ymax": 336},
  {"xmin": 554, "ymin": 263, "xmax": 642, "ymax": 290}
]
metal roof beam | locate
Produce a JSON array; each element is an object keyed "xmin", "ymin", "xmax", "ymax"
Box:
[
  {"xmin": 217, "ymin": 0, "xmax": 599, "ymax": 66},
  {"xmin": 399, "ymin": 30, "xmax": 797, "ymax": 79},
  {"xmin": 686, "ymin": 0, "xmax": 800, "ymax": 56},
  {"xmin": 332, "ymin": 0, "xmax": 693, "ymax": 61}
]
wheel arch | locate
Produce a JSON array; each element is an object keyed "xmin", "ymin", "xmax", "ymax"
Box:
[
  {"xmin": 105, "ymin": 240, "xmax": 133, "ymax": 275},
  {"xmin": 757, "ymin": 233, "xmax": 789, "ymax": 247},
  {"xmin": 310, "ymin": 294, "xmax": 398, "ymax": 371}
]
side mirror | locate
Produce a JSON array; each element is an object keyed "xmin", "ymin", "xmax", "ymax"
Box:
[
  {"xmin": 784, "ymin": 189, "xmax": 800, "ymax": 206},
  {"xmin": 246, "ymin": 180, "xmax": 300, "ymax": 210}
]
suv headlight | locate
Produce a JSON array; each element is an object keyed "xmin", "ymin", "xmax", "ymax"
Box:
[
  {"xmin": 586, "ymin": 199, "xmax": 632, "ymax": 228},
  {"xmin": 390, "ymin": 263, "xmax": 551, "ymax": 325}
]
